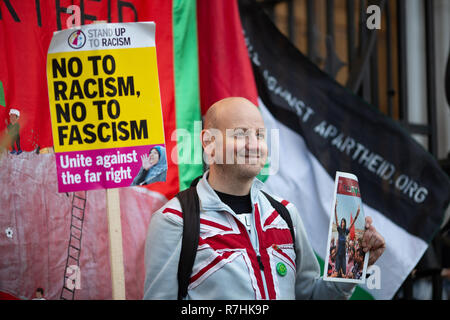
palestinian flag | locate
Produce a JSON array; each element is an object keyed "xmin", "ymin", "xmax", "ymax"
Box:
[{"xmin": 237, "ymin": 1, "xmax": 450, "ymax": 299}]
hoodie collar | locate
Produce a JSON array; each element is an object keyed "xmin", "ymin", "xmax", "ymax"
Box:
[{"xmin": 196, "ymin": 170, "xmax": 265, "ymax": 213}]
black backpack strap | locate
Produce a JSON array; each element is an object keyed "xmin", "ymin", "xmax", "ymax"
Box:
[
  {"xmin": 261, "ymin": 191, "xmax": 296, "ymax": 253},
  {"xmin": 175, "ymin": 186, "xmax": 200, "ymax": 300}
]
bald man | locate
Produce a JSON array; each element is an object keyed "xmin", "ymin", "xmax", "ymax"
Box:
[{"xmin": 143, "ymin": 97, "xmax": 385, "ymax": 300}]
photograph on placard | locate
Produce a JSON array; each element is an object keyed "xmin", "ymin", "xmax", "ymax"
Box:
[{"xmin": 324, "ymin": 172, "xmax": 369, "ymax": 284}]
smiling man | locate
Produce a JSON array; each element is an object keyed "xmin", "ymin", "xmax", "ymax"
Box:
[
  {"xmin": 202, "ymin": 97, "xmax": 268, "ymax": 194},
  {"xmin": 143, "ymin": 97, "xmax": 385, "ymax": 300}
]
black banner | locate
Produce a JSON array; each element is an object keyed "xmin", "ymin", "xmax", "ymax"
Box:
[{"xmin": 239, "ymin": 1, "xmax": 450, "ymax": 242}]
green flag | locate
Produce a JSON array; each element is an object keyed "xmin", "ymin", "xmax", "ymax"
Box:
[{"xmin": 0, "ymin": 81, "xmax": 5, "ymax": 107}]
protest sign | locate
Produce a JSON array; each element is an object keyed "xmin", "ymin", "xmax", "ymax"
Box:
[
  {"xmin": 47, "ymin": 21, "xmax": 166, "ymax": 299},
  {"xmin": 324, "ymin": 171, "xmax": 369, "ymax": 284},
  {"xmin": 47, "ymin": 22, "xmax": 166, "ymax": 193}
]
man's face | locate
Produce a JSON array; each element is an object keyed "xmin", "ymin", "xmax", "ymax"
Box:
[
  {"xmin": 205, "ymin": 100, "xmax": 268, "ymax": 179},
  {"xmin": 223, "ymin": 125, "xmax": 267, "ymax": 177}
]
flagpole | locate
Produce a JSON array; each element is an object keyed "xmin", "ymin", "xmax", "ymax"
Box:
[{"xmin": 106, "ymin": 188, "xmax": 126, "ymax": 300}]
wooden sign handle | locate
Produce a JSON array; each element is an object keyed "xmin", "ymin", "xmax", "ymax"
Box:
[{"xmin": 106, "ymin": 188, "xmax": 126, "ymax": 300}]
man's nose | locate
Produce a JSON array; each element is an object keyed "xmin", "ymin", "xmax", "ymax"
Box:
[{"xmin": 245, "ymin": 132, "xmax": 260, "ymax": 151}]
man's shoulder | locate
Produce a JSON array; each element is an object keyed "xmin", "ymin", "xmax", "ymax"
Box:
[
  {"xmin": 151, "ymin": 196, "xmax": 183, "ymax": 225},
  {"xmin": 158, "ymin": 196, "xmax": 182, "ymax": 213},
  {"xmin": 261, "ymin": 191, "xmax": 289, "ymax": 205},
  {"xmin": 259, "ymin": 190, "xmax": 302, "ymax": 227},
  {"xmin": 260, "ymin": 190, "xmax": 296, "ymax": 212}
]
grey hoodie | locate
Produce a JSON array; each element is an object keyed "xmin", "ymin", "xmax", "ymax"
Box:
[{"xmin": 143, "ymin": 171, "xmax": 355, "ymax": 299}]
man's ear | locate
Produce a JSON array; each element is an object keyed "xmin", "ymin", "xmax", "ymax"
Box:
[
  {"xmin": 201, "ymin": 129, "xmax": 215, "ymax": 163},
  {"xmin": 200, "ymin": 129, "xmax": 213, "ymax": 149},
  {"xmin": 201, "ymin": 128, "xmax": 224, "ymax": 165}
]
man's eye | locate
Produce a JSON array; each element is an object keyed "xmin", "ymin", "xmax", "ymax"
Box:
[{"xmin": 256, "ymin": 130, "xmax": 266, "ymax": 139}]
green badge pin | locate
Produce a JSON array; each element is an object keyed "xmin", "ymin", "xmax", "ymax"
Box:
[{"xmin": 276, "ymin": 262, "xmax": 287, "ymax": 276}]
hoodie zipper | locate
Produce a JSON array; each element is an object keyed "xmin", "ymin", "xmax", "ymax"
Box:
[
  {"xmin": 251, "ymin": 205, "xmax": 270, "ymax": 300},
  {"xmin": 257, "ymin": 255, "xmax": 264, "ymax": 271}
]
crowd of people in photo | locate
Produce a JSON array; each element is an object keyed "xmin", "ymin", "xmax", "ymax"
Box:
[{"xmin": 328, "ymin": 235, "xmax": 365, "ymax": 280}]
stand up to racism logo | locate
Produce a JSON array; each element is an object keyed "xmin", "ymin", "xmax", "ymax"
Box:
[{"xmin": 68, "ymin": 30, "xmax": 86, "ymax": 49}]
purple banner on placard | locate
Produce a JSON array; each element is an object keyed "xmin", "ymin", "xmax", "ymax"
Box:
[{"xmin": 55, "ymin": 144, "xmax": 167, "ymax": 193}]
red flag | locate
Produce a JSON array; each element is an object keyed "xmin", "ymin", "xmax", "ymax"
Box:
[{"xmin": 350, "ymin": 214, "xmax": 355, "ymax": 241}]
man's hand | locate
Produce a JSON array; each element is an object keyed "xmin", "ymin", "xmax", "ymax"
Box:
[{"xmin": 362, "ymin": 216, "xmax": 386, "ymax": 266}]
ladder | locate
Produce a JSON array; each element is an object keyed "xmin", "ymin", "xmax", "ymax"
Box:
[{"xmin": 60, "ymin": 191, "xmax": 87, "ymax": 300}]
